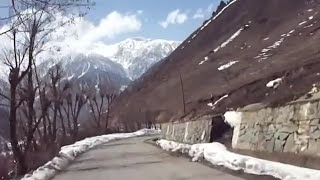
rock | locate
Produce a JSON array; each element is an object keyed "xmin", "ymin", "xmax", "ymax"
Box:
[
  {"xmin": 310, "ymin": 130, "xmax": 320, "ymax": 139},
  {"xmin": 309, "ymin": 125, "xmax": 318, "ymax": 133},
  {"xmin": 308, "ymin": 102, "xmax": 320, "ymax": 119},
  {"xmin": 264, "ymin": 131, "xmax": 274, "ymax": 140},
  {"xmin": 162, "ymin": 117, "xmax": 213, "ymax": 144},
  {"xmin": 306, "ymin": 139, "xmax": 320, "ymax": 155},
  {"xmin": 264, "ymin": 124, "xmax": 275, "ymax": 140},
  {"xmin": 276, "ymin": 132, "xmax": 290, "ymax": 141},
  {"xmin": 274, "ymin": 139, "xmax": 285, "ymax": 152},
  {"xmin": 266, "ymin": 116, "xmax": 274, "ymax": 123},
  {"xmin": 259, "ymin": 108, "xmax": 273, "ymax": 122},
  {"xmin": 268, "ymin": 124, "xmax": 276, "ymax": 131},
  {"xmin": 283, "ymin": 134, "xmax": 295, "ymax": 152},
  {"xmin": 240, "ymin": 124, "xmax": 246, "ymax": 130},
  {"xmin": 266, "ymin": 138, "xmax": 275, "ymax": 152},
  {"xmin": 251, "ymin": 132, "xmax": 260, "ymax": 144},
  {"xmin": 256, "ymin": 137, "xmax": 267, "ymax": 151},
  {"xmin": 310, "ymin": 119, "xmax": 320, "ymax": 125},
  {"xmin": 297, "ymin": 103, "xmax": 309, "ymax": 120},
  {"xmin": 279, "ymin": 124, "xmax": 298, "ymax": 133},
  {"xmin": 239, "ymin": 128, "xmax": 246, "ymax": 136},
  {"xmin": 297, "ymin": 121, "xmax": 310, "ymax": 134},
  {"xmin": 297, "ymin": 103, "xmax": 317, "ymax": 121},
  {"xmin": 240, "ymin": 129, "xmax": 255, "ymax": 142},
  {"xmin": 274, "ymin": 105, "xmax": 294, "ymax": 123}
]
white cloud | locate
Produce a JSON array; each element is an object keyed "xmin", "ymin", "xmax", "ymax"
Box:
[
  {"xmin": 46, "ymin": 11, "xmax": 142, "ymax": 55},
  {"xmin": 193, "ymin": 9, "xmax": 205, "ymax": 19},
  {"xmin": 192, "ymin": 3, "xmax": 215, "ymax": 20},
  {"xmin": 80, "ymin": 11, "xmax": 142, "ymax": 43},
  {"xmin": 159, "ymin": 9, "xmax": 188, "ymax": 28},
  {"xmin": 0, "ymin": 11, "xmax": 142, "ymax": 52},
  {"xmin": 137, "ymin": 10, "xmax": 143, "ymax": 14},
  {"xmin": 0, "ymin": 10, "xmax": 143, "ymax": 77}
]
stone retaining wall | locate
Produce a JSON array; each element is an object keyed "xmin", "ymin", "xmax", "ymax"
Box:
[
  {"xmin": 161, "ymin": 116, "xmax": 212, "ymax": 144},
  {"xmin": 230, "ymin": 101, "xmax": 320, "ymax": 156}
]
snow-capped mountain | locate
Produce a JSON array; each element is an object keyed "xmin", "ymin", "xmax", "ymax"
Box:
[
  {"xmin": 37, "ymin": 53, "xmax": 131, "ymax": 90},
  {"xmin": 91, "ymin": 38, "xmax": 180, "ymax": 80},
  {"xmin": 0, "ymin": 37, "xmax": 179, "ymax": 91},
  {"xmin": 36, "ymin": 37, "xmax": 179, "ymax": 89}
]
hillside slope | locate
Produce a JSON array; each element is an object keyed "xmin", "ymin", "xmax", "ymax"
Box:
[{"xmin": 111, "ymin": 0, "xmax": 320, "ymax": 127}]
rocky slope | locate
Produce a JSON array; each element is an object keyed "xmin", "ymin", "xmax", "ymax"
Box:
[{"xmin": 111, "ymin": 0, "xmax": 320, "ymax": 127}]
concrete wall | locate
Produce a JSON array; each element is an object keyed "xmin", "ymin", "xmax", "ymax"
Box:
[
  {"xmin": 161, "ymin": 116, "xmax": 212, "ymax": 144},
  {"xmin": 230, "ymin": 101, "xmax": 320, "ymax": 156}
]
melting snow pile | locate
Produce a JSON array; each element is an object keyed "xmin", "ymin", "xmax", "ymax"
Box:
[
  {"xmin": 213, "ymin": 25, "xmax": 247, "ymax": 53},
  {"xmin": 156, "ymin": 139, "xmax": 320, "ymax": 180},
  {"xmin": 199, "ymin": 56, "xmax": 209, "ymax": 65},
  {"xmin": 218, "ymin": 61, "xmax": 238, "ymax": 71},
  {"xmin": 255, "ymin": 29, "xmax": 295, "ymax": 62},
  {"xmin": 299, "ymin": 21, "xmax": 307, "ymax": 26},
  {"xmin": 22, "ymin": 129, "xmax": 160, "ymax": 180},
  {"xmin": 266, "ymin": 78, "xmax": 283, "ymax": 89},
  {"xmin": 207, "ymin": 94, "xmax": 229, "ymax": 109},
  {"xmin": 224, "ymin": 111, "xmax": 242, "ymax": 148}
]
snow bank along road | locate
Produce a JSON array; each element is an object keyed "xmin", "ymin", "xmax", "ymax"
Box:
[{"xmin": 51, "ymin": 136, "xmax": 247, "ymax": 180}]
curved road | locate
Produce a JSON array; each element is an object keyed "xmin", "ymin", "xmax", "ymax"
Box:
[{"xmin": 52, "ymin": 136, "xmax": 244, "ymax": 180}]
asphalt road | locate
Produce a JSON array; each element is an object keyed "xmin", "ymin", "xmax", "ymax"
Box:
[{"xmin": 52, "ymin": 136, "xmax": 244, "ymax": 180}]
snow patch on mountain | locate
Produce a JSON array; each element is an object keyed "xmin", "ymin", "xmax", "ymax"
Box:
[
  {"xmin": 91, "ymin": 38, "xmax": 180, "ymax": 80},
  {"xmin": 37, "ymin": 53, "xmax": 130, "ymax": 90}
]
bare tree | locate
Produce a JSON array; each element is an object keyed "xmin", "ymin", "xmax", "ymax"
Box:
[
  {"xmin": 5, "ymin": 28, "xmax": 36, "ymax": 175},
  {"xmin": 61, "ymin": 91, "xmax": 72, "ymax": 134},
  {"xmin": 46, "ymin": 65, "xmax": 65, "ymax": 147},
  {"xmin": 88, "ymin": 93, "xmax": 105, "ymax": 130},
  {"xmin": 105, "ymin": 93, "xmax": 116, "ymax": 131},
  {"xmin": 0, "ymin": 0, "xmax": 92, "ymax": 175},
  {"xmin": 67, "ymin": 86, "xmax": 88, "ymax": 141}
]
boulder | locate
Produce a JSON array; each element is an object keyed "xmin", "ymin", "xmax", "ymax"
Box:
[{"xmin": 283, "ymin": 134, "xmax": 295, "ymax": 153}]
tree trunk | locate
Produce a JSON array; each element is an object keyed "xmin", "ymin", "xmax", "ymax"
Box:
[
  {"xmin": 72, "ymin": 117, "xmax": 78, "ymax": 142},
  {"xmin": 105, "ymin": 105, "xmax": 110, "ymax": 131},
  {"xmin": 9, "ymin": 84, "xmax": 27, "ymax": 175},
  {"xmin": 58, "ymin": 108, "xmax": 66, "ymax": 137}
]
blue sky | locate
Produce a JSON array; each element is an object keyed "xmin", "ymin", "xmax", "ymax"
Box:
[
  {"xmin": 0, "ymin": 0, "xmax": 223, "ymax": 43},
  {"xmin": 85, "ymin": 0, "xmax": 222, "ymax": 42}
]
